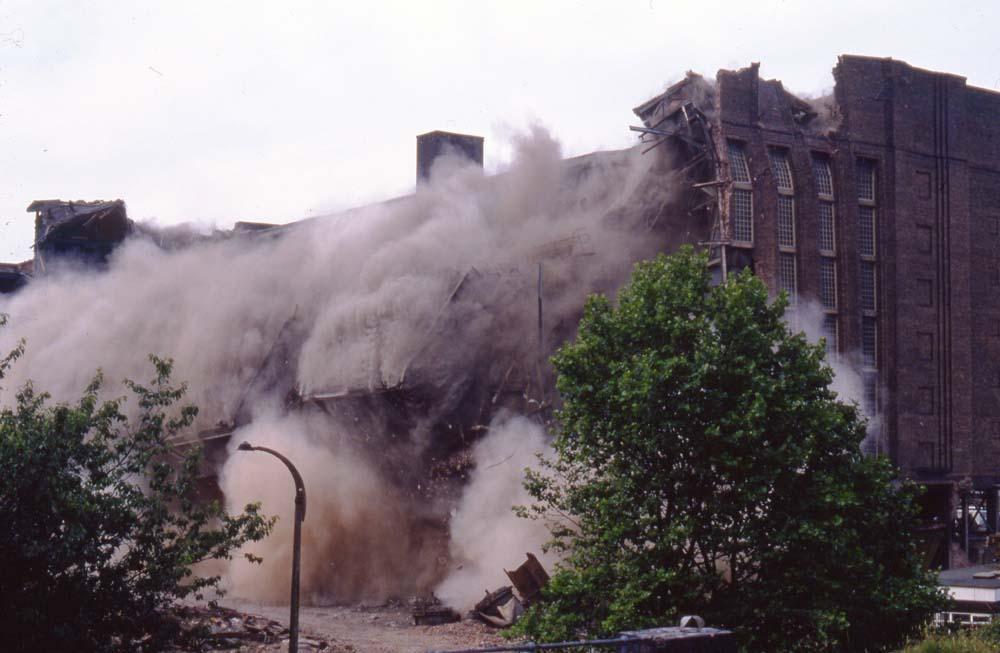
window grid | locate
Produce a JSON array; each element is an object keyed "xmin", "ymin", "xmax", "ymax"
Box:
[
  {"xmin": 858, "ymin": 206, "xmax": 876, "ymax": 258},
  {"xmin": 777, "ymin": 196, "xmax": 796, "ymax": 249},
  {"xmin": 768, "ymin": 149, "xmax": 794, "ymax": 192},
  {"xmin": 862, "ymin": 371, "xmax": 878, "ymax": 415},
  {"xmin": 818, "ymin": 202, "xmax": 836, "ymax": 254},
  {"xmin": 778, "ymin": 253, "xmax": 797, "ymax": 304},
  {"xmin": 820, "ymin": 258, "xmax": 837, "ymax": 310},
  {"xmin": 860, "ymin": 262, "xmax": 877, "ymax": 312},
  {"xmin": 813, "ymin": 156, "xmax": 834, "ymax": 198},
  {"xmin": 728, "ymin": 141, "xmax": 751, "ymax": 184},
  {"xmin": 862, "ymin": 317, "xmax": 877, "ymax": 368},
  {"xmin": 856, "ymin": 159, "xmax": 876, "ymax": 202},
  {"xmin": 857, "ymin": 158, "xmax": 878, "ymax": 418},
  {"xmin": 731, "ymin": 189, "xmax": 753, "ymax": 243},
  {"xmin": 823, "ymin": 314, "xmax": 838, "ymax": 356}
]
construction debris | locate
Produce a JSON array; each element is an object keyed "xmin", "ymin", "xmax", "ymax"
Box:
[
  {"xmin": 472, "ymin": 586, "xmax": 523, "ymax": 628},
  {"xmin": 169, "ymin": 604, "xmax": 330, "ymax": 651},
  {"xmin": 412, "ymin": 598, "xmax": 463, "ymax": 626},
  {"xmin": 504, "ymin": 552, "xmax": 549, "ymax": 606},
  {"xmin": 470, "ymin": 553, "xmax": 550, "ymax": 628}
]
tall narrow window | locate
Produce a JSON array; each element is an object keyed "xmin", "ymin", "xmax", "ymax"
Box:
[
  {"xmin": 728, "ymin": 141, "xmax": 753, "ymax": 245},
  {"xmin": 818, "ymin": 202, "xmax": 836, "ymax": 254},
  {"xmin": 813, "ymin": 157, "xmax": 834, "ymax": 197},
  {"xmin": 770, "ymin": 148, "xmax": 797, "ymax": 312},
  {"xmin": 777, "ymin": 197, "xmax": 795, "ymax": 248},
  {"xmin": 814, "ymin": 153, "xmax": 838, "ymax": 356},
  {"xmin": 728, "ymin": 141, "xmax": 751, "ymax": 183},
  {"xmin": 778, "ymin": 253, "xmax": 797, "ymax": 305},
  {"xmin": 732, "ymin": 189, "xmax": 753, "ymax": 243},
  {"xmin": 769, "ymin": 149, "xmax": 794, "ymax": 192},
  {"xmin": 862, "ymin": 371, "xmax": 878, "ymax": 415},
  {"xmin": 857, "ymin": 157, "xmax": 879, "ymax": 418},
  {"xmin": 859, "ymin": 262, "xmax": 877, "ymax": 312},
  {"xmin": 856, "ymin": 159, "xmax": 876, "ymax": 202},
  {"xmin": 822, "ymin": 314, "xmax": 838, "ymax": 355},
  {"xmin": 858, "ymin": 206, "xmax": 876, "ymax": 257},
  {"xmin": 862, "ymin": 317, "xmax": 877, "ymax": 367},
  {"xmin": 820, "ymin": 258, "xmax": 838, "ymax": 309},
  {"xmin": 770, "ymin": 150, "xmax": 796, "ymax": 249}
]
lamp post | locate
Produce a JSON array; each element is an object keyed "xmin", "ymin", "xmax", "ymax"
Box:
[{"xmin": 238, "ymin": 442, "xmax": 306, "ymax": 653}]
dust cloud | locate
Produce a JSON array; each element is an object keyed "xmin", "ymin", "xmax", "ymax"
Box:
[
  {"xmin": 792, "ymin": 300, "xmax": 884, "ymax": 453},
  {"xmin": 0, "ymin": 126, "xmax": 678, "ymax": 603},
  {"xmin": 433, "ymin": 414, "xmax": 558, "ymax": 610}
]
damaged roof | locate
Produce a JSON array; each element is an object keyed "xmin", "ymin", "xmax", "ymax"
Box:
[{"xmin": 27, "ymin": 199, "xmax": 133, "ymax": 246}]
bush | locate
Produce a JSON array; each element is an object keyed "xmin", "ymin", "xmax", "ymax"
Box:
[
  {"xmin": 512, "ymin": 248, "xmax": 945, "ymax": 651},
  {"xmin": 0, "ymin": 317, "xmax": 273, "ymax": 652},
  {"xmin": 899, "ymin": 626, "xmax": 1000, "ymax": 653}
]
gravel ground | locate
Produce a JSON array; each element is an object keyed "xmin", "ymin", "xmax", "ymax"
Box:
[{"xmin": 214, "ymin": 597, "xmax": 509, "ymax": 653}]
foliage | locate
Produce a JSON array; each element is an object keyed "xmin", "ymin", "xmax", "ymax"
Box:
[
  {"xmin": 0, "ymin": 316, "xmax": 274, "ymax": 652},
  {"xmin": 899, "ymin": 624, "xmax": 1000, "ymax": 653},
  {"xmin": 511, "ymin": 248, "xmax": 945, "ymax": 652}
]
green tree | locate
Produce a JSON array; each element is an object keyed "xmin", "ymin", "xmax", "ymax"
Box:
[
  {"xmin": 513, "ymin": 247, "xmax": 944, "ymax": 652},
  {"xmin": 0, "ymin": 316, "xmax": 273, "ymax": 652}
]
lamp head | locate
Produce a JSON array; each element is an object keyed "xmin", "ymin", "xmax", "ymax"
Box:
[{"xmin": 237, "ymin": 441, "xmax": 255, "ymax": 452}]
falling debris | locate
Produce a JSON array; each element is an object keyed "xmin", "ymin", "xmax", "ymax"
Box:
[
  {"xmin": 466, "ymin": 553, "xmax": 548, "ymax": 628},
  {"xmin": 504, "ymin": 552, "xmax": 549, "ymax": 606}
]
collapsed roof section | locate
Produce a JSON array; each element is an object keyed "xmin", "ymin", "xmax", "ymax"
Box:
[
  {"xmin": 631, "ymin": 73, "xmax": 732, "ymax": 279},
  {"xmin": 630, "ymin": 65, "xmax": 846, "ymax": 285},
  {"xmin": 26, "ymin": 199, "xmax": 133, "ymax": 273},
  {"xmin": 0, "ymin": 260, "xmax": 32, "ymax": 294}
]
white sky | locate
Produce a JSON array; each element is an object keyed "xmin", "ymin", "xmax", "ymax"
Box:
[{"xmin": 1, "ymin": 0, "xmax": 997, "ymax": 262}]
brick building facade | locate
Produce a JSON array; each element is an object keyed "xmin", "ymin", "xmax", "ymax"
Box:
[{"xmin": 635, "ymin": 55, "xmax": 1000, "ymax": 566}]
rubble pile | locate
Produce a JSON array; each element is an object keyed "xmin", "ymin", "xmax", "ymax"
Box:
[
  {"xmin": 426, "ymin": 553, "xmax": 550, "ymax": 629},
  {"xmin": 412, "ymin": 597, "xmax": 462, "ymax": 626},
  {"xmin": 169, "ymin": 604, "xmax": 331, "ymax": 652}
]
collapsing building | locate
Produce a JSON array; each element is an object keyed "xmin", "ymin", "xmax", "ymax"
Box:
[
  {"xmin": 2, "ymin": 55, "xmax": 998, "ymax": 585},
  {"xmin": 28, "ymin": 199, "xmax": 133, "ymax": 273},
  {"xmin": 0, "ymin": 199, "xmax": 133, "ymax": 292}
]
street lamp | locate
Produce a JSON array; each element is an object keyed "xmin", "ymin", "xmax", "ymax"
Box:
[{"xmin": 238, "ymin": 442, "xmax": 306, "ymax": 653}]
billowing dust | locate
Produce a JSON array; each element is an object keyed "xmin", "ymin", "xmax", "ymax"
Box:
[
  {"xmin": 0, "ymin": 121, "xmax": 872, "ymax": 609},
  {"xmin": 0, "ymin": 127, "xmax": 682, "ymax": 607},
  {"xmin": 433, "ymin": 414, "xmax": 557, "ymax": 610}
]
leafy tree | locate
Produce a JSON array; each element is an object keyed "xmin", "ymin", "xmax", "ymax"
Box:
[
  {"xmin": 512, "ymin": 247, "xmax": 944, "ymax": 652},
  {"xmin": 0, "ymin": 316, "xmax": 273, "ymax": 652}
]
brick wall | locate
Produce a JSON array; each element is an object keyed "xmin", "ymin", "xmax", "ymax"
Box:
[{"xmin": 707, "ymin": 56, "xmax": 1000, "ymax": 488}]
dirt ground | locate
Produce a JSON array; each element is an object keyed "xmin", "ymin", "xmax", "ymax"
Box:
[{"xmin": 214, "ymin": 597, "xmax": 508, "ymax": 653}]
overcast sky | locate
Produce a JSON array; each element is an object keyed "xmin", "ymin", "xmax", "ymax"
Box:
[{"xmin": 1, "ymin": 0, "xmax": 997, "ymax": 262}]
